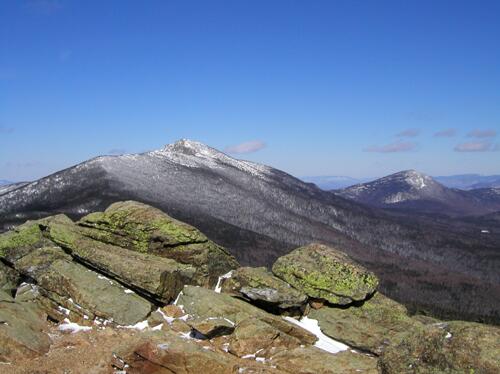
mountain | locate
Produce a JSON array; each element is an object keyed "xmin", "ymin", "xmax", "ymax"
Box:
[
  {"xmin": 304, "ymin": 173, "xmax": 500, "ymax": 191},
  {"xmin": 1, "ymin": 140, "xmax": 499, "ymax": 322},
  {"xmin": 335, "ymin": 170, "xmax": 500, "ymax": 217},
  {"xmin": 301, "ymin": 176, "xmax": 372, "ymax": 190},
  {"xmin": 0, "ymin": 179, "xmax": 13, "ymax": 185},
  {"xmin": 434, "ymin": 174, "xmax": 500, "ymax": 190},
  {"xmin": 0, "ymin": 181, "xmax": 30, "ymax": 196}
]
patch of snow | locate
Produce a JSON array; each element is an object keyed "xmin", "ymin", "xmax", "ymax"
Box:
[
  {"xmin": 124, "ymin": 289, "xmax": 134, "ymax": 294},
  {"xmin": 481, "ymin": 230, "xmax": 490, "ymax": 234},
  {"xmin": 152, "ymin": 323, "xmax": 163, "ymax": 331},
  {"xmin": 214, "ymin": 270, "xmax": 233, "ymax": 293},
  {"xmin": 121, "ymin": 320, "xmax": 149, "ymax": 330},
  {"xmin": 157, "ymin": 308, "xmax": 175, "ymax": 324},
  {"xmin": 445, "ymin": 332, "xmax": 452, "ymax": 339},
  {"xmin": 173, "ymin": 291, "xmax": 183, "ymax": 306},
  {"xmin": 283, "ymin": 316, "xmax": 349, "ymax": 354},
  {"xmin": 157, "ymin": 343, "xmax": 169, "ymax": 350},
  {"xmin": 58, "ymin": 319, "xmax": 92, "ymax": 334},
  {"xmin": 57, "ymin": 305, "xmax": 71, "ymax": 316}
]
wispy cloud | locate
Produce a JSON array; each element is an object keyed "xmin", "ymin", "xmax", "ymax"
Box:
[
  {"xmin": 25, "ymin": 0, "xmax": 63, "ymax": 15},
  {"xmin": 467, "ymin": 129, "xmax": 497, "ymax": 138},
  {"xmin": 225, "ymin": 140, "xmax": 266, "ymax": 154},
  {"xmin": 364, "ymin": 141, "xmax": 417, "ymax": 153},
  {"xmin": 454, "ymin": 141, "xmax": 496, "ymax": 152},
  {"xmin": 434, "ymin": 128, "xmax": 456, "ymax": 137},
  {"xmin": 396, "ymin": 128, "xmax": 420, "ymax": 138},
  {"xmin": 0, "ymin": 126, "xmax": 14, "ymax": 134}
]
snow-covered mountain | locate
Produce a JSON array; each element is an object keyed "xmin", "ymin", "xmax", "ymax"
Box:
[
  {"xmin": 335, "ymin": 170, "xmax": 500, "ymax": 216},
  {"xmin": 1, "ymin": 140, "xmax": 499, "ymax": 321}
]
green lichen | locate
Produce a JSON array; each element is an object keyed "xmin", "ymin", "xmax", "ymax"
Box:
[
  {"xmin": 0, "ymin": 223, "xmax": 44, "ymax": 258},
  {"xmin": 272, "ymin": 243, "xmax": 378, "ymax": 304}
]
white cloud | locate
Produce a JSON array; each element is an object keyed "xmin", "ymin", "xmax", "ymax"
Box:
[
  {"xmin": 364, "ymin": 141, "xmax": 417, "ymax": 153},
  {"xmin": 225, "ymin": 140, "xmax": 266, "ymax": 154},
  {"xmin": 467, "ymin": 129, "xmax": 497, "ymax": 138},
  {"xmin": 434, "ymin": 128, "xmax": 456, "ymax": 137},
  {"xmin": 454, "ymin": 141, "xmax": 493, "ymax": 152}
]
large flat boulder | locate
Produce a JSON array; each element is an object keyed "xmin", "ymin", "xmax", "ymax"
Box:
[
  {"xmin": 78, "ymin": 201, "xmax": 239, "ymax": 286},
  {"xmin": 177, "ymin": 285, "xmax": 317, "ymax": 357},
  {"xmin": 46, "ymin": 219, "xmax": 196, "ymax": 303},
  {"xmin": 0, "ymin": 290, "xmax": 50, "ymax": 363},
  {"xmin": 378, "ymin": 321, "xmax": 500, "ymax": 373},
  {"xmin": 272, "ymin": 243, "xmax": 378, "ymax": 305},
  {"xmin": 309, "ymin": 292, "xmax": 422, "ymax": 355},
  {"xmin": 221, "ymin": 266, "xmax": 307, "ymax": 313},
  {"xmin": 14, "ymin": 246, "xmax": 153, "ymax": 325},
  {"xmin": 111, "ymin": 330, "xmax": 279, "ymax": 374}
]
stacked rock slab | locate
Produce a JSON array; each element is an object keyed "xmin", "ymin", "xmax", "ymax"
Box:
[
  {"xmin": 77, "ymin": 201, "xmax": 239, "ymax": 287},
  {"xmin": 272, "ymin": 243, "xmax": 378, "ymax": 305},
  {"xmin": 0, "ymin": 200, "xmax": 240, "ymax": 363},
  {"xmin": 309, "ymin": 292, "xmax": 423, "ymax": 355},
  {"xmin": 220, "ymin": 266, "xmax": 307, "ymax": 314}
]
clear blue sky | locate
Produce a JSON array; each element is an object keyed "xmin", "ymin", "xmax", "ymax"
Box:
[{"xmin": 1, "ymin": 0, "xmax": 499, "ymax": 181}]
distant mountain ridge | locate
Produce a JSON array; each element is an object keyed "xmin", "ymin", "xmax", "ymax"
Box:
[
  {"xmin": 0, "ymin": 140, "xmax": 499, "ymax": 322},
  {"xmin": 302, "ymin": 173, "xmax": 500, "ymax": 190},
  {"xmin": 334, "ymin": 170, "xmax": 500, "ymax": 216}
]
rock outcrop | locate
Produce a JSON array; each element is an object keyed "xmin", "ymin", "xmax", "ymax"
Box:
[
  {"xmin": 220, "ymin": 266, "xmax": 307, "ymax": 313},
  {"xmin": 272, "ymin": 243, "xmax": 378, "ymax": 305},
  {"xmin": 378, "ymin": 321, "xmax": 500, "ymax": 373},
  {"xmin": 309, "ymin": 292, "xmax": 422, "ymax": 355},
  {"xmin": 0, "ymin": 202, "xmax": 498, "ymax": 373}
]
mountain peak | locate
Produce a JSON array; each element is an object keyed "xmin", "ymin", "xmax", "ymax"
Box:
[
  {"xmin": 387, "ymin": 170, "xmax": 432, "ymax": 189},
  {"xmin": 162, "ymin": 139, "xmax": 219, "ymax": 156},
  {"xmin": 154, "ymin": 139, "xmax": 272, "ymax": 177}
]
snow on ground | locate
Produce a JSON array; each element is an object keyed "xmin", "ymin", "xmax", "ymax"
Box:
[
  {"xmin": 283, "ymin": 316, "xmax": 349, "ymax": 354},
  {"xmin": 214, "ymin": 270, "xmax": 233, "ymax": 293},
  {"xmin": 58, "ymin": 319, "xmax": 92, "ymax": 334},
  {"xmin": 120, "ymin": 320, "xmax": 149, "ymax": 330}
]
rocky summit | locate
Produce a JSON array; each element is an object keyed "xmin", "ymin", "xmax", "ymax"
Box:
[{"xmin": 0, "ymin": 201, "xmax": 498, "ymax": 373}]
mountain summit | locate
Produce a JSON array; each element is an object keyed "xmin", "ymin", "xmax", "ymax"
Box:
[{"xmin": 335, "ymin": 170, "xmax": 500, "ymax": 216}]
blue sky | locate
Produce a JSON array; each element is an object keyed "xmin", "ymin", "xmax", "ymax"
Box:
[{"xmin": 1, "ymin": 0, "xmax": 499, "ymax": 181}]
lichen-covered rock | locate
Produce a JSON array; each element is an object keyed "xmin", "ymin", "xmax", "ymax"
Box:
[
  {"xmin": 177, "ymin": 285, "xmax": 317, "ymax": 354},
  {"xmin": 0, "ymin": 290, "xmax": 51, "ymax": 363},
  {"xmin": 78, "ymin": 201, "xmax": 239, "ymax": 286},
  {"xmin": 0, "ymin": 261, "xmax": 19, "ymax": 293},
  {"xmin": 378, "ymin": 320, "xmax": 500, "ymax": 374},
  {"xmin": 221, "ymin": 266, "xmax": 307, "ymax": 313},
  {"xmin": 14, "ymin": 246, "xmax": 153, "ymax": 325},
  {"xmin": 45, "ymin": 219, "xmax": 196, "ymax": 303},
  {"xmin": 271, "ymin": 346, "xmax": 379, "ymax": 374},
  {"xmin": 309, "ymin": 292, "xmax": 422, "ymax": 355},
  {"xmin": 0, "ymin": 220, "xmax": 48, "ymax": 262},
  {"xmin": 272, "ymin": 243, "xmax": 378, "ymax": 305}
]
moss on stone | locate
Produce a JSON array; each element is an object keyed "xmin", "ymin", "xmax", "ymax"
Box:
[
  {"xmin": 0, "ymin": 222, "xmax": 44, "ymax": 259},
  {"xmin": 272, "ymin": 243, "xmax": 378, "ymax": 305}
]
